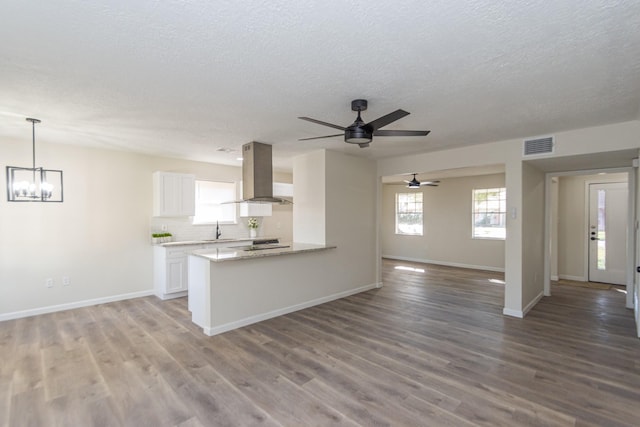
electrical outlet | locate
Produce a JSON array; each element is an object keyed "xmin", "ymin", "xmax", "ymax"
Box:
[
  {"xmin": 45, "ymin": 278, "xmax": 54, "ymax": 288},
  {"xmin": 161, "ymin": 224, "xmax": 168, "ymax": 231},
  {"xmin": 62, "ymin": 276, "xmax": 70, "ymax": 286}
]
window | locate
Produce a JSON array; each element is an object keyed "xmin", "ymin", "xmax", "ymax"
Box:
[
  {"xmin": 192, "ymin": 180, "xmax": 237, "ymax": 224},
  {"xmin": 472, "ymin": 187, "xmax": 506, "ymax": 239},
  {"xmin": 396, "ymin": 192, "xmax": 423, "ymax": 235}
]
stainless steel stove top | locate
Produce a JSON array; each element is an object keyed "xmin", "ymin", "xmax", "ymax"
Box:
[{"xmin": 237, "ymin": 243, "xmax": 290, "ymax": 252}]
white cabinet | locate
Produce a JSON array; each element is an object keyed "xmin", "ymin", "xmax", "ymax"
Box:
[
  {"xmin": 273, "ymin": 182, "xmax": 293, "ymax": 198},
  {"xmin": 153, "ymin": 171, "xmax": 196, "ymax": 217},
  {"xmin": 154, "ymin": 240, "xmax": 250, "ymax": 301},
  {"xmin": 154, "ymin": 244, "xmax": 203, "ymax": 299},
  {"xmin": 239, "ymin": 202, "xmax": 272, "ymax": 217}
]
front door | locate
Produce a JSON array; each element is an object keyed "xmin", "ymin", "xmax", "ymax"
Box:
[{"xmin": 588, "ymin": 182, "xmax": 627, "ymax": 285}]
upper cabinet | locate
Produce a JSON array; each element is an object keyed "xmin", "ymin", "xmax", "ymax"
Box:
[
  {"xmin": 153, "ymin": 172, "xmax": 196, "ymax": 217},
  {"xmin": 239, "ymin": 202, "xmax": 272, "ymax": 217},
  {"xmin": 273, "ymin": 182, "xmax": 293, "ymax": 198}
]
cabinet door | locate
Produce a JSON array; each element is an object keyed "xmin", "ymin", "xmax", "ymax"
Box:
[
  {"xmin": 153, "ymin": 172, "xmax": 196, "ymax": 217},
  {"xmin": 157, "ymin": 172, "xmax": 179, "ymax": 216},
  {"xmin": 179, "ymin": 174, "xmax": 196, "ymax": 216},
  {"xmin": 166, "ymin": 257, "xmax": 187, "ymax": 293}
]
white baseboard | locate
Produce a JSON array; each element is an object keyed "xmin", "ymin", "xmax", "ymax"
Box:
[
  {"xmin": 202, "ymin": 282, "xmax": 380, "ymax": 336},
  {"xmin": 155, "ymin": 290, "xmax": 188, "ymax": 300},
  {"xmin": 503, "ymin": 291, "xmax": 544, "ymax": 319},
  {"xmin": 550, "ymin": 275, "xmax": 559, "ymax": 281},
  {"xmin": 558, "ymin": 274, "xmax": 586, "ymax": 282},
  {"xmin": 382, "ymin": 255, "xmax": 505, "ymax": 273},
  {"xmin": 0, "ymin": 290, "xmax": 155, "ymax": 322},
  {"xmin": 502, "ymin": 307, "xmax": 523, "ymax": 318},
  {"xmin": 523, "ymin": 291, "xmax": 544, "ymax": 316}
]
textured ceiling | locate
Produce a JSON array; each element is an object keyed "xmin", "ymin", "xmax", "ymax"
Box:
[{"xmin": 1, "ymin": 1, "xmax": 639, "ymax": 171}]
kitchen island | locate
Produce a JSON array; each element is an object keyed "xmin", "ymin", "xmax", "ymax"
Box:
[
  {"xmin": 153, "ymin": 237, "xmax": 269, "ymax": 300},
  {"xmin": 190, "ymin": 242, "xmax": 335, "ymax": 261},
  {"xmin": 187, "ymin": 242, "xmax": 378, "ymax": 336}
]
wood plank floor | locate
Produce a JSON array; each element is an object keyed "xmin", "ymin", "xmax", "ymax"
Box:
[{"xmin": 1, "ymin": 258, "xmax": 639, "ymax": 426}]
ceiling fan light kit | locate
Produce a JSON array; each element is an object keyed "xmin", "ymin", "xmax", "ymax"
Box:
[
  {"xmin": 345, "ymin": 129, "xmax": 372, "ymax": 144},
  {"xmin": 299, "ymin": 99, "xmax": 430, "ymax": 148},
  {"xmin": 404, "ymin": 173, "xmax": 440, "ymax": 188}
]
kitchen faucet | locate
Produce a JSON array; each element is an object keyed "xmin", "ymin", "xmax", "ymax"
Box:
[{"xmin": 216, "ymin": 221, "xmax": 222, "ymax": 239}]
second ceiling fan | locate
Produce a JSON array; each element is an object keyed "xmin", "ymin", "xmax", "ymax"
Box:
[
  {"xmin": 404, "ymin": 173, "xmax": 440, "ymax": 188},
  {"xmin": 298, "ymin": 99, "xmax": 430, "ymax": 148}
]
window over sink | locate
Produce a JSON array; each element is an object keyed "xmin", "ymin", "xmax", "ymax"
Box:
[{"xmin": 192, "ymin": 180, "xmax": 237, "ymax": 225}]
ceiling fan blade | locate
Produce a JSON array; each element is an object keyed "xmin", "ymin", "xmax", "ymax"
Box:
[
  {"xmin": 298, "ymin": 133, "xmax": 344, "ymax": 141},
  {"xmin": 358, "ymin": 143, "xmax": 370, "ymax": 148},
  {"xmin": 373, "ymin": 129, "xmax": 431, "ymax": 137},
  {"xmin": 421, "ymin": 183, "xmax": 439, "ymax": 186},
  {"xmin": 366, "ymin": 109, "xmax": 410, "ymax": 131},
  {"xmin": 403, "ymin": 180, "xmax": 411, "ymax": 184},
  {"xmin": 298, "ymin": 117, "xmax": 346, "ymax": 131}
]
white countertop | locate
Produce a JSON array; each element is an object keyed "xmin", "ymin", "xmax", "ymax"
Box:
[{"xmin": 190, "ymin": 242, "xmax": 336, "ymax": 262}]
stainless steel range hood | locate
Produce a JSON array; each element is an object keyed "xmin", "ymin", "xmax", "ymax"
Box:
[{"xmin": 240, "ymin": 141, "xmax": 291, "ymax": 204}]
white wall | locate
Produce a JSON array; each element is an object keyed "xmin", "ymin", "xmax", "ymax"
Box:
[
  {"xmin": 0, "ymin": 140, "xmax": 293, "ymax": 318},
  {"xmin": 381, "ymin": 173, "xmax": 505, "ymax": 271}
]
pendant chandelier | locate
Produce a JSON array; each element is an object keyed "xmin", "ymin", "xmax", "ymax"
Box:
[{"xmin": 6, "ymin": 118, "xmax": 64, "ymax": 202}]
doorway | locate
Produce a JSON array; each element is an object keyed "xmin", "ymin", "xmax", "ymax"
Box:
[
  {"xmin": 588, "ymin": 182, "xmax": 628, "ymax": 285},
  {"xmin": 545, "ymin": 169, "xmax": 633, "ymax": 306}
]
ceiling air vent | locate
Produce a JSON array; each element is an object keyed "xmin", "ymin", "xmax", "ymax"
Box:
[{"xmin": 523, "ymin": 136, "xmax": 554, "ymax": 156}]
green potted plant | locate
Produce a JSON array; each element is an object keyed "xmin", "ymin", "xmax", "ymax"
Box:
[{"xmin": 151, "ymin": 232, "xmax": 173, "ymax": 244}]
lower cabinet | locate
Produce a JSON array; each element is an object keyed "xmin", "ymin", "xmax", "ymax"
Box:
[
  {"xmin": 154, "ymin": 245, "xmax": 203, "ymax": 300},
  {"xmin": 154, "ymin": 240, "xmax": 250, "ymax": 300}
]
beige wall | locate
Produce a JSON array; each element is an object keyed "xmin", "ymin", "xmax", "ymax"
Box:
[
  {"xmin": 381, "ymin": 173, "xmax": 505, "ymax": 271},
  {"xmin": 293, "ymin": 150, "xmax": 325, "ymax": 244},
  {"xmin": 3, "ymin": 119, "xmax": 640, "ymax": 320},
  {"xmin": 379, "ymin": 120, "xmax": 640, "ymax": 317},
  {"xmin": 521, "ymin": 162, "xmax": 545, "ymax": 308},
  {"xmin": 325, "ymin": 150, "xmax": 378, "ymax": 286},
  {"xmin": 294, "ymin": 149, "xmax": 378, "ymax": 288},
  {"xmin": 0, "ymin": 140, "xmax": 292, "ymax": 318},
  {"xmin": 557, "ymin": 172, "xmax": 629, "ymax": 281}
]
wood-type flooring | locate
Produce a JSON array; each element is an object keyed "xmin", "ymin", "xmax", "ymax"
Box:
[{"xmin": 1, "ymin": 258, "xmax": 639, "ymax": 426}]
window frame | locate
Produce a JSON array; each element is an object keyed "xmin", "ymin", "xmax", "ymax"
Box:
[
  {"xmin": 191, "ymin": 180, "xmax": 238, "ymax": 225},
  {"xmin": 471, "ymin": 187, "xmax": 507, "ymax": 240},
  {"xmin": 395, "ymin": 191, "xmax": 424, "ymax": 236}
]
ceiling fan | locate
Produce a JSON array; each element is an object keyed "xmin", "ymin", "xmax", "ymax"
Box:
[
  {"xmin": 298, "ymin": 99, "xmax": 430, "ymax": 148},
  {"xmin": 404, "ymin": 173, "xmax": 440, "ymax": 188}
]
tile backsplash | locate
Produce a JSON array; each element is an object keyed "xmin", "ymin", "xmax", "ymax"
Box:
[{"xmin": 149, "ymin": 217, "xmax": 265, "ymax": 241}]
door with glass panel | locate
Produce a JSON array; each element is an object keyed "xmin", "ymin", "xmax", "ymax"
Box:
[{"xmin": 588, "ymin": 182, "xmax": 627, "ymax": 285}]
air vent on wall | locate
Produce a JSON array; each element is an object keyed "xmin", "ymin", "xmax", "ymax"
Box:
[{"xmin": 523, "ymin": 136, "xmax": 554, "ymax": 156}]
